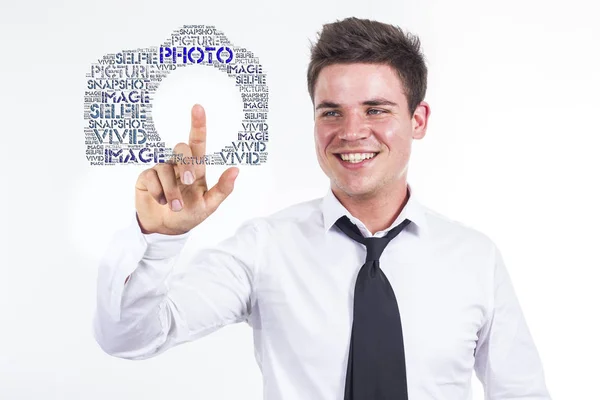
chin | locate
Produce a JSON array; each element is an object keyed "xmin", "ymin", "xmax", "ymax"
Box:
[{"xmin": 333, "ymin": 178, "xmax": 377, "ymax": 198}]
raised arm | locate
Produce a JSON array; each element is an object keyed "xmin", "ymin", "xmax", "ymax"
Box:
[{"xmin": 92, "ymin": 104, "xmax": 258, "ymax": 360}]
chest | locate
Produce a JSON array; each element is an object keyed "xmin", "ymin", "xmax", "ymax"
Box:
[{"xmin": 252, "ymin": 238, "xmax": 489, "ymax": 382}]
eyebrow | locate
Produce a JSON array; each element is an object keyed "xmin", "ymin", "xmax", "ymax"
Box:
[
  {"xmin": 315, "ymin": 98, "xmax": 398, "ymax": 110},
  {"xmin": 315, "ymin": 101, "xmax": 340, "ymax": 110}
]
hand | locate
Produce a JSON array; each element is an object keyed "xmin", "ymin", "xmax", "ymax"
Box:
[{"xmin": 135, "ymin": 104, "xmax": 239, "ymax": 235}]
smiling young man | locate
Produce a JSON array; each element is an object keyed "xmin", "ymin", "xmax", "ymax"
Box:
[
  {"xmin": 312, "ymin": 61, "xmax": 427, "ymax": 234},
  {"xmin": 94, "ymin": 17, "xmax": 552, "ymax": 399}
]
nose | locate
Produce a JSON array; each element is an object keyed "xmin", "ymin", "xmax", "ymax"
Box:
[{"xmin": 338, "ymin": 110, "xmax": 370, "ymax": 141}]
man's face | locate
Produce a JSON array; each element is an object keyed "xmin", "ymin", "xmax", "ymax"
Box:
[{"xmin": 313, "ymin": 62, "xmax": 428, "ymax": 200}]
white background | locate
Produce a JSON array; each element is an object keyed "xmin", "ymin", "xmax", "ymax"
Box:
[{"xmin": 1, "ymin": 0, "xmax": 599, "ymax": 398}]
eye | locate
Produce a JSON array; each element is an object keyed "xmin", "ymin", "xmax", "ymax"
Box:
[
  {"xmin": 322, "ymin": 110, "xmax": 340, "ymax": 117},
  {"xmin": 367, "ymin": 108, "xmax": 386, "ymax": 115}
]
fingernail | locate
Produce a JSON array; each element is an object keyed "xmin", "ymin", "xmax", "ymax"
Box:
[
  {"xmin": 183, "ymin": 171, "xmax": 194, "ymax": 185},
  {"xmin": 171, "ymin": 199, "xmax": 182, "ymax": 211},
  {"xmin": 159, "ymin": 195, "xmax": 167, "ymax": 205}
]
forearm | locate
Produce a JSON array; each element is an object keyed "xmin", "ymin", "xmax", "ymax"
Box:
[
  {"xmin": 92, "ymin": 214, "xmax": 259, "ymax": 360},
  {"xmin": 93, "ymin": 214, "xmax": 191, "ymax": 360}
]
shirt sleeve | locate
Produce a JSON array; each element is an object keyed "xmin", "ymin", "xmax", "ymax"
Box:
[
  {"xmin": 92, "ymin": 212, "xmax": 261, "ymax": 360},
  {"xmin": 473, "ymin": 244, "xmax": 552, "ymax": 399}
]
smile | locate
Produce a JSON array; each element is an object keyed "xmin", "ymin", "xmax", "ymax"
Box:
[{"xmin": 336, "ymin": 152, "xmax": 378, "ymax": 162}]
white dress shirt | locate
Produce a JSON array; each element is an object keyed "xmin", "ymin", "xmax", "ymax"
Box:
[{"xmin": 93, "ymin": 185, "xmax": 551, "ymax": 399}]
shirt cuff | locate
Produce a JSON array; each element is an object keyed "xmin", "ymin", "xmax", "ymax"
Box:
[{"xmin": 134, "ymin": 212, "xmax": 192, "ymax": 259}]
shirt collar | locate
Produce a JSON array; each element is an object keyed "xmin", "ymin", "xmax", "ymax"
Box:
[{"xmin": 321, "ymin": 183, "xmax": 428, "ymax": 238}]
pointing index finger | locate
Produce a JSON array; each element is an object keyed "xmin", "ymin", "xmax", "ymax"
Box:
[{"xmin": 189, "ymin": 104, "xmax": 207, "ymax": 161}]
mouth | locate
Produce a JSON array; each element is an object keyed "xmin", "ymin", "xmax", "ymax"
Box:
[{"xmin": 333, "ymin": 151, "xmax": 380, "ymax": 168}]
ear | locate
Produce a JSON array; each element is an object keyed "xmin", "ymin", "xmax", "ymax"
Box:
[{"xmin": 412, "ymin": 101, "xmax": 431, "ymax": 140}]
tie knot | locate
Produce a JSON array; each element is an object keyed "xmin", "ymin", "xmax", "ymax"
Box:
[
  {"xmin": 364, "ymin": 237, "xmax": 390, "ymax": 261},
  {"xmin": 334, "ymin": 216, "xmax": 412, "ymax": 261}
]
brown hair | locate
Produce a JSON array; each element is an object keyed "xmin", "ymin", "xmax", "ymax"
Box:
[{"xmin": 307, "ymin": 17, "xmax": 428, "ymax": 115}]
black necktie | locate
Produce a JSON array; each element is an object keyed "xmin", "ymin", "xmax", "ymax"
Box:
[{"xmin": 335, "ymin": 215, "xmax": 412, "ymax": 400}]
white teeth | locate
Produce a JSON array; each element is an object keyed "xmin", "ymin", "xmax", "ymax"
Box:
[{"xmin": 339, "ymin": 153, "xmax": 376, "ymax": 163}]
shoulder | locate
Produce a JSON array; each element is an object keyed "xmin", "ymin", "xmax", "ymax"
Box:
[
  {"xmin": 419, "ymin": 204, "xmax": 498, "ymax": 256},
  {"xmin": 244, "ymin": 196, "xmax": 324, "ymax": 234}
]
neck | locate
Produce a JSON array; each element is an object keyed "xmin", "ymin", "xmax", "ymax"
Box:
[{"xmin": 332, "ymin": 178, "xmax": 410, "ymax": 234}]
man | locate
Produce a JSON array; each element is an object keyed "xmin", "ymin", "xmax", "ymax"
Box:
[{"xmin": 94, "ymin": 17, "xmax": 552, "ymax": 399}]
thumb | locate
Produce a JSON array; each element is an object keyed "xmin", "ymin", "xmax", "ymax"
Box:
[{"xmin": 203, "ymin": 167, "xmax": 239, "ymax": 214}]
